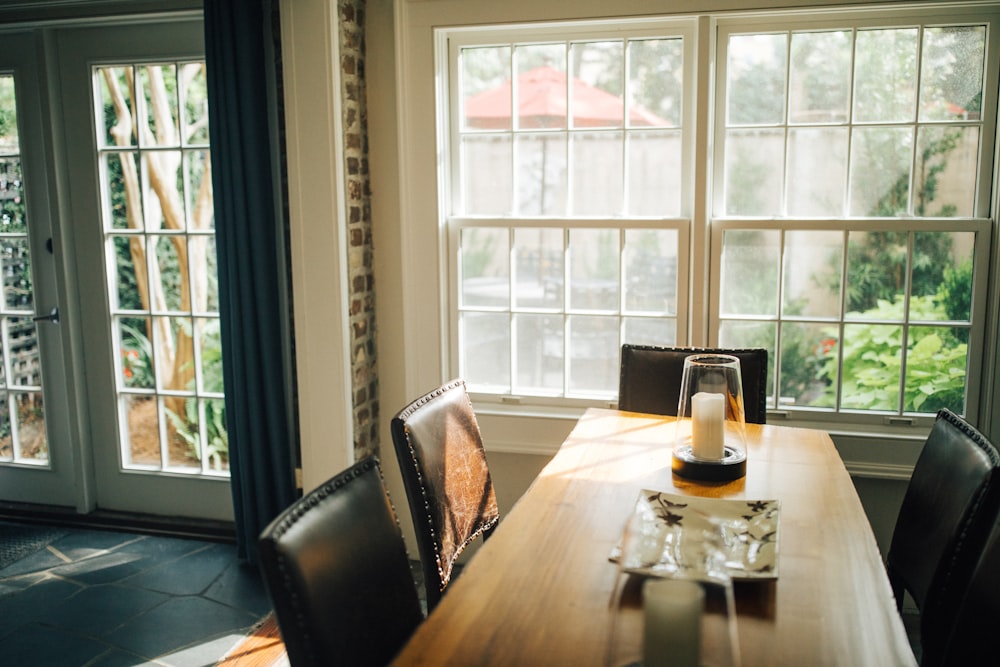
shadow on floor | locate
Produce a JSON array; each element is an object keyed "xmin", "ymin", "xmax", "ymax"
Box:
[{"xmin": 0, "ymin": 522, "xmax": 271, "ymax": 667}]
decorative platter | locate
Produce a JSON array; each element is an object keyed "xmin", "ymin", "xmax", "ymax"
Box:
[{"xmin": 610, "ymin": 490, "xmax": 780, "ymax": 581}]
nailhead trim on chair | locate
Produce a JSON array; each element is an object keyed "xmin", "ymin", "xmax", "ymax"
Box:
[
  {"xmin": 266, "ymin": 457, "xmax": 387, "ymax": 667},
  {"xmin": 396, "ymin": 379, "xmax": 499, "ymax": 590},
  {"xmin": 931, "ymin": 409, "xmax": 1000, "ymax": 617}
]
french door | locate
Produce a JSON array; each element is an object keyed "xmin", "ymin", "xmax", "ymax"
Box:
[{"xmin": 0, "ymin": 19, "xmax": 233, "ymax": 520}]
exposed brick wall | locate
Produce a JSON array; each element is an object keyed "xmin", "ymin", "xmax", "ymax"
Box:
[{"xmin": 339, "ymin": 0, "xmax": 379, "ymax": 460}]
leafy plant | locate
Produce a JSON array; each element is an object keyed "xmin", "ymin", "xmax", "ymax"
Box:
[
  {"xmin": 819, "ymin": 293, "xmax": 966, "ymax": 413},
  {"xmin": 166, "ymin": 397, "xmax": 228, "ymax": 471},
  {"xmin": 121, "ymin": 322, "xmax": 155, "ymax": 389},
  {"xmin": 165, "ymin": 320, "xmax": 228, "ymax": 469}
]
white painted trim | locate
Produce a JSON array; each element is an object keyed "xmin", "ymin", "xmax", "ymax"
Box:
[
  {"xmin": 279, "ymin": 0, "xmax": 354, "ymax": 492},
  {"xmin": 846, "ymin": 461, "xmax": 913, "ymax": 481}
]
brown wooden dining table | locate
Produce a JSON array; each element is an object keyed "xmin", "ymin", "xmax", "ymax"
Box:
[{"xmin": 390, "ymin": 407, "xmax": 917, "ymax": 666}]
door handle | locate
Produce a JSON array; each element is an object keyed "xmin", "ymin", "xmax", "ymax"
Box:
[{"xmin": 33, "ymin": 307, "xmax": 59, "ymax": 324}]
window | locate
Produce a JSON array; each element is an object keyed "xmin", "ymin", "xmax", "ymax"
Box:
[
  {"xmin": 449, "ymin": 21, "xmax": 695, "ymax": 404},
  {"xmin": 442, "ymin": 5, "xmax": 998, "ymax": 424}
]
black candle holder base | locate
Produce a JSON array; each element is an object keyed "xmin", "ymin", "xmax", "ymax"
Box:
[{"xmin": 672, "ymin": 444, "xmax": 747, "ymax": 481}]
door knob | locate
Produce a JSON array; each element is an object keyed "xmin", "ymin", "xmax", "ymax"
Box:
[{"xmin": 33, "ymin": 307, "xmax": 59, "ymax": 324}]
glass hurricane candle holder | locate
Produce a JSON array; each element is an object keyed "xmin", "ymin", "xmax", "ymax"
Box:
[{"xmin": 672, "ymin": 354, "xmax": 748, "ymax": 481}]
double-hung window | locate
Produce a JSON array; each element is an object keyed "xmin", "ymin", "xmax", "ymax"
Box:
[{"xmin": 441, "ymin": 4, "xmax": 999, "ymax": 427}]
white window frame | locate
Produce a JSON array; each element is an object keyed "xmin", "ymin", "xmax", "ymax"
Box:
[
  {"xmin": 442, "ymin": 20, "xmax": 699, "ymax": 409},
  {"xmin": 424, "ymin": 2, "xmax": 1000, "ymax": 432},
  {"xmin": 708, "ymin": 7, "xmax": 999, "ymax": 429}
]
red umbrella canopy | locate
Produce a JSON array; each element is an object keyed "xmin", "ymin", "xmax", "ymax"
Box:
[{"xmin": 464, "ymin": 65, "xmax": 669, "ymax": 130}]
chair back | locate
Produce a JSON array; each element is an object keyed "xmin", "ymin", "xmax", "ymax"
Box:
[
  {"xmin": 257, "ymin": 456, "xmax": 423, "ymax": 667},
  {"xmin": 618, "ymin": 344, "xmax": 769, "ymax": 424},
  {"xmin": 939, "ymin": 510, "xmax": 1000, "ymax": 666},
  {"xmin": 886, "ymin": 409, "xmax": 1000, "ymax": 665},
  {"xmin": 390, "ymin": 378, "xmax": 499, "ymax": 611}
]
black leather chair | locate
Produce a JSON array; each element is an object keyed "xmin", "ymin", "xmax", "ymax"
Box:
[
  {"xmin": 390, "ymin": 378, "xmax": 499, "ymax": 612},
  {"xmin": 617, "ymin": 344, "xmax": 769, "ymax": 424},
  {"xmin": 938, "ymin": 509, "xmax": 1000, "ymax": 666},
  {"xmin": 257, "ymin": 456, "xmax": 423, "ymax": 667},
  {"xmin": 886, "ymin": 409, "xmax": 1000, "ymax": 666}
]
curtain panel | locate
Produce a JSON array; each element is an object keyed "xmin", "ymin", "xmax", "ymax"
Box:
[{"xmin": 204, "ymin": 0, "xmax": 297, "ymax": 562}]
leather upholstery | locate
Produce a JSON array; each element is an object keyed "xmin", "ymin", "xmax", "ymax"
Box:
[
  {"xmin": 256, "ymin": 456, "xmax": 423, "ymax": 667},
  {"xmin": 939, "ymin": 511, "xmax": 1000, "ymax": 666},
  {"xmin": 391, "ymin": 378, "xmax": 499, "ymax": 612},
  {"xmin": 618, "ymin": 344, "xmax": 769, "ymax": 424},
  {"xmin": 886, "ymin": 409, "xmax": 1000, "ymax": 665}
]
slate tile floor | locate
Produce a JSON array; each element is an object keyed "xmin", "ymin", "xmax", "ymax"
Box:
[{"xmin": 0, "ymin": 524, "xmax": 271, "ymax": 667}]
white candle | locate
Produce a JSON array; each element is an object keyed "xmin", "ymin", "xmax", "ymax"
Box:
[
  {"xmin": 691, "ymin": 391, "xmax": 725, "ymax": 460},
  {"xmin": 643, "ymin": 578, "xmax": 704, "ymax": 667}
]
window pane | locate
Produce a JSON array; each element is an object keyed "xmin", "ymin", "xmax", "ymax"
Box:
[
  {"xmin": 462, "ymin": 46, "xmax": 512, "ymax": 131},
  {"xmin": 779, "ymin": 322, "xmax": 837, "ymax": 409},
  {"xmin": 905, "ymin": 325, "xmax": 967, "ymax": 413},
  {"xmin": 919, "ymin": 26, "xmax": 985, "ymax": 121},
  {"xmin": 853, "ymin": 28, "xmax": 918, "ymax": 123},
  {"xmin": 623, "ymin": 316, "xmax": 676, "ymax": 347},
  {"xmin": 840, "ymin": 323, "xmax": 901, "ymax": 411},
  {"xmin": 845, "ymin": 231, "xmax": 907, "ymax": 315},
  {"xmin": 571, "ymin": 132, "xmax": 623, "ymax": 215},
  {"xmin": 98, "ymin": 66, "xmax": 136, "ymax": 148},
  {"xmin": 0, "ymin": 158, "xmax": 26, "ymax": 232},
  {"xmin": 782, "ymin": 230, "xmax": 843, "ymax": 318},
  {"xmin": 462, "ymin": 135, "xmax": 512, "ymax": 215},
  {"xmin": 725, "ymin": 129, "xmax": 783, "ymax": 215},
  {"xmin": 514, "ymin": 314, "xmax": 563, "ymax": 393},
  {"xmin": 849, "ymin": 126, "xmax": 913, "ymax": 216},
  {"xmin": 181, "ymin": 63, "xmax": 210, "ymax": 145},
  {"xmin": 627, "ymin": 130, "xmax": 682, "ymax": 216},
  {"xmin": 628, "ymin": 38, "xmax": 682, "ymax": 127},
  {"xmin": 461, "ymin": 227, "xmax": 509, "ymax": 308},
  {"xmin": 463, "ymin": 312, "xmax": 510, "ymax": 390},
  {"xmin": 1, "ymin": 237, "xmax": 32, "ymax": 310},
  {"xmin": 727, "ymin": 33, "xmax": 787, "ymax": 125},
  {"xmin": 568, "ymin": 229, "xmax": 619, "ymax": 310},
  {"xmin": 0, "ymin": 75, "xmax": 18, "ymax": 152},
  {"xmin": 786, "ymin": 127, "xmax": 847, "ymax": 216},
  {"xmin": 138, "ymin": 65, "xmax": 179, "ymax": 148},
  {"xmin": 119, "ymin": 316, "xmax": 154, "ymax": 389},
  {"xmin": 623, "ymin": 229, "xmax": 677, "ymax": 313},
  {"xmin": 185, "ymin": 149, "xmax": 213, "ymax": 228},
  {"xmin": 571, "ymin": 41, "xmax": 624, "ymax": 129},
  {"xmin": 915, "ymin": 125, "xmax": 979, "ymax": 217},
  {"xmin": 912, "ymin": 231, "xmax": 974, "ymax": 322},
  {"xmin": 515, "ymin": 43, "xmax": 567, "ymax": 130},
  {"xmin": 567, "ymin": 315, "xmax": 618, "ymax": 394},
  {"xmin": 514, "ymin": 228, "xmax": 564, "ymax": 309},
  {"xmin": 516, "ymin": 133, "xmax": 567, "ymax": 216},
  {"xmin": 154, "ymin": 236, "xmax": 184, "ymax": 311},
  {"xmin": 789, "ymin": 31, "xmax": 851, "ymax": 123},
  {"xmin": 721, "ymin": 230, "xmax": 780, "ymax": 316},
  {"xmin": 718, "ymin": 319, "xmax": 776, "ymax": 406}
]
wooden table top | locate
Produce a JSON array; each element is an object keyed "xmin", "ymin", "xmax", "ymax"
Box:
[{"xmin": 391, "ymin": 408, "xmax": 917, "ymax": 667}]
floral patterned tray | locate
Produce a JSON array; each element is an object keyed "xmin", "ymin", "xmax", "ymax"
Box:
[{"xmin": 610, "ymin": 490, "xmax": 780, "ymax": 581}]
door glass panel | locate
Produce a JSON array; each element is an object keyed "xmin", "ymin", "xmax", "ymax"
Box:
[
  {"xmin": 0, "ymin": 74, "xmax": 47, "ymax": 466},
  {"xmin": 96, "ymin": 62, "xmax": 227, "ymax": 474}
]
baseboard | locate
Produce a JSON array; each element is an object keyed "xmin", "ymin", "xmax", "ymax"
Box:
[{"xmin": 0, "ymin": 501, "xmax": 236, "ymax": 543}]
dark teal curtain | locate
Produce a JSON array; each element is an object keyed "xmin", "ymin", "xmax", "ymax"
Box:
[{"xmin": 204, "ymin": 0, "xmax": 297, "ymax": 562}]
